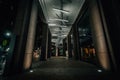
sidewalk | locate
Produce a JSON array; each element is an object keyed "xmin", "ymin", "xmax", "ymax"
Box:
[{"xmin": 2, "ymin": 57, "xmax": 119, "ymax": 80}]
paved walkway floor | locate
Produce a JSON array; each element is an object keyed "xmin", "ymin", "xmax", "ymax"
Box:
[{"xmin": 1, "ymin": 56, "xmax": 119, "ymax": 80}]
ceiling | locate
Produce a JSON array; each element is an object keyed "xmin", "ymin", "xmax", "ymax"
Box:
[{"xmin": 39, "ymin": 0, "xmax": 85, "ymax": 47}]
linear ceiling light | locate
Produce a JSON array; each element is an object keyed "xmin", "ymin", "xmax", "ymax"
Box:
[
  {"xmin": 53, "ymin": 8, "xmax": 69, "ymax": 14},
  {"xmin": 62, "ymin": 35, "xmax": 67, "ymax": 37},
  {"xmin": 59, "ymin": 25, "xmax": 67, "ymax": 27},
  {"xmin": 49, "ymin": 19, "xmax": 69, "ymax": 22},
  {"xmin": 52, "ymin": 34, "xmax": 57, "ymax": 36},
  {"xmin": 48, "ymin": 24, "xmax": 57, "ymax": 26},
  {"xmin": 48, "ymin": 24, "xmax": 67, "ymax": 27}
]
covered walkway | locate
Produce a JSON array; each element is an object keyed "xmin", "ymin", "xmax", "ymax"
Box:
[
  {"xmin": 2, "ymin": 57, "xmax": 117, "ymax": 80},
  {"xmin": 0, "ymin": 0, "xmax": 120, "ymax": 80}
]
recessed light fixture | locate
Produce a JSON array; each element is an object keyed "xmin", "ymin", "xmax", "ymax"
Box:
[
  {"xmin": 29, "ymin": 70, "xmax": 34, "ymax": 73},
  {"xmin": 97, "ymin": 69, "xmax": 102, "ymax": 72}
]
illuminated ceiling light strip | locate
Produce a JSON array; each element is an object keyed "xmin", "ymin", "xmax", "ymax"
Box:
[
  {"xmin": 62, "ymin": 35, "xmax": 67, "ymax": 37},
  {"xmin": 48, "ymin": 24, "xmax": 57, "ymax": 26},
  {"xmin": 53, "ymin": 8, "xmax": 69, "ymax": 14},
  {"xmin": 59, "ymin": 25, "xmax": 67, "ymax": 27},
  {"xmin": 49, "ymin": 24, "xmax": 67, "ymax": 27},
  {"xmin": 52, "ymin": 33, "xmax": 58, "ymax": 35},
  {"xmin": 49, "ymin": 19, "xmax": 69, "ymax": 22},
  {"xmin": 49, "ymin": 25, "xmax": 67, "ymax": 27},
  {"xmin": 54, "ymin": 30, "xmax": 61, "ymax": 31},
  {"xmin": 52, "ymin": 39, "xmax": 57, "ymax": 42}
]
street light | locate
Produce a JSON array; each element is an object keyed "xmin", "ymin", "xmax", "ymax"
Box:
[{"xmin": 6, "ymin": 32, "xmax": 11, "ymax": 37}]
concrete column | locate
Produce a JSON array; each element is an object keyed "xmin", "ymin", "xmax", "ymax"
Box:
[
  {"xmin": 23, "ymin": 0, "xmax": 38, "ymax": 70},
  {"xmin": 8, "ymin": 0, "xmax": 33, "ymax": 75},
  {"xmin": 67, "ymin": 35, "xmax": 72, "ymax": 59},
  {"xmin": 63, "ymin": 39, "xmax": 66, "ymax": 56},
  {"xmin": 45, "ymin": 28, "xmax": 49, "ymax": 59},
  {"xmin": 47, "ymin": 30, "xmax": 52, "ymax": 58},
  {"xmin": 56, "ymin": 47, "xmax": 58, "ymax": 56},
  {"xmin": 89, "ymin": 0, "xmax": 111, "ymax": 70},
  {"xmin": 40, "ymin": 23, "xmax": 48, "ymax": 61},
  {"xmin": 72, "ymin": 26, "xmax": 80, "ymax": 60}
]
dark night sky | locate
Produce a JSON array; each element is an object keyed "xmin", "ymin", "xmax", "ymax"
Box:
[{"xmin": 0, "ymin": 0, "xmax": 19, "ymax": 34}]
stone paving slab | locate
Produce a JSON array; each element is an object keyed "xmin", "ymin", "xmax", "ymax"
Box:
[{"xmin": 1, "ymin": 57, "xmax": 119, "ymax": 80}]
